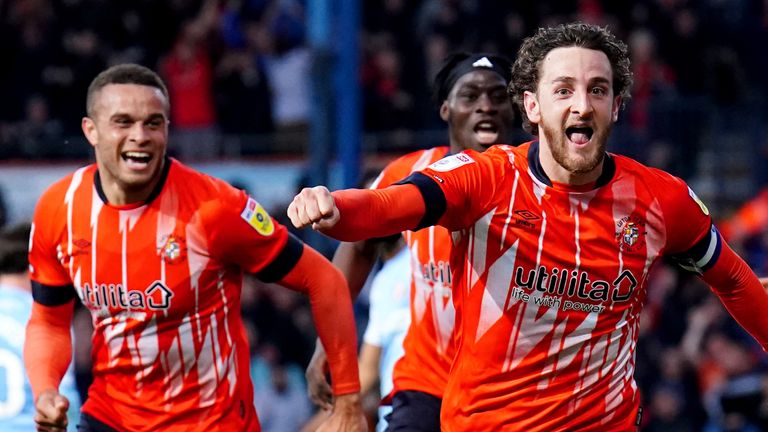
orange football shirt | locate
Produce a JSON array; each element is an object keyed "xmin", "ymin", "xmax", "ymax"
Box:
[
  {"xmin": 29, "ymin": 159, "xmax": 302, "ymax": 431},
  {"xmin": 401, "ymin": 142, "xmax": 716, "ymax": 431},
  {"xmin": 370, "ymin": 147, "xmax": 456, "ymax": 398}
]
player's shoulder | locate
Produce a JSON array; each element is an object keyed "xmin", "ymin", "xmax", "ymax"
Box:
[
  {"xmin": 459, "ymin": 141, "xmax": 532, "ymax": 168},
  {"xmin": 168, "ymin": 158, "xmax": 242, "ymax": 199},
  {"xmin": 388, "ymin": 146, "xmax": 451, "ymax": 171},
  {"xmin": 36, "ymin": 164, "xmax": 97, "ymax": 216},
  {"xmin": 612, "ymin": 153, "xmax": 687, "ymax": 190}
]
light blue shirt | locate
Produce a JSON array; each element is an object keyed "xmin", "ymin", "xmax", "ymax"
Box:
[
  {"xmin": 0, "ymin": 284, "xmax": 80, "ymax": 432},
  {"xmin": 362, "ymin": 247, "xmax": 411, "ymax": 432}
]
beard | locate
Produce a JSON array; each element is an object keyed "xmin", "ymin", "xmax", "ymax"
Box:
[{"xmin": 540, "ymin": 118, "xmax": 610, "ymax": 174}]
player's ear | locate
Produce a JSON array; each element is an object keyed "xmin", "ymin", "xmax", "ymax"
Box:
[
  {"xmin": 523, "ymin": 91, "xmax": 540, "ymax": 124},
  {"xmin": 82, "ymin": 117, "xmax": 98, "ymax": 148},
  {"xmin": 439, "ymin": 101, "xmax": 450, "ymax": 121},
  {"xmin": 612, "ymin": 95, "xmax": 621, "ymax": 122}
]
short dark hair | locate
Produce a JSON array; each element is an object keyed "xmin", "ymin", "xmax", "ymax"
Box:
[
  {"xmin": 433, "ymin": 52, "xmax": 513, "ymax": 106},
  {"xmin": 509, "ymin": 22, "xmax": 633, "ymax": 135},
  {"xmin": 86, "ymin": 64, "xmax": 169, "ymax": 117},
  {"xmin": 0, "ymin": 222, "xmax": 31, "ymax": 275}
]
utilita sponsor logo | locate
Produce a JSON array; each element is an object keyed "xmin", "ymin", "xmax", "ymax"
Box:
[
  {"xmin": 80, "ymin": 281, "xmax": 173, "ymax": 311},
  {"xmin": 513, "ymin": 265, "xmax": 637, "ymax": 303}
]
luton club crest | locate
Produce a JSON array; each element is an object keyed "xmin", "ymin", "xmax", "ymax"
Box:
[
  {"xmin": 616, "ymin": 216, "xmax": 645, "ymax": 252},
  {"xmin": 158, "ymin": 235, "xmax": 186, "ymax": 264}
]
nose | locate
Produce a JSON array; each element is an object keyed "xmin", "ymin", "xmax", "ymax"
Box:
[
  {"xmin": 128, "ymin": 123, "xmax": 150, "ymax": 143},
  {"xmin": 570, "ymin": 90, "xmax": 594, "ymax": 117},
  {"xmin": 476, "ymin": 93, "xmax": 497, "ymax": 113}
]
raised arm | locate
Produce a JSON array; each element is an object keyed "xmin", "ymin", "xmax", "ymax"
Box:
[{"xmin": 287, "ymin": 184, "xmax": 425, "ymax": 241}]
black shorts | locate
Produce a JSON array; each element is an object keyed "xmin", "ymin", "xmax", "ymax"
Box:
[
  {"xmin": 384, "ymin": 390, "xmax": 442, "ymax": 432},
  {"xmin": 77, "ymin": 412, "xmax": 118, "ymax": 432}
]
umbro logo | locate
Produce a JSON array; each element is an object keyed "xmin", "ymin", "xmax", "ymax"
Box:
[
  {"xmin": 514, "ymin": 210, "xmax": 540, "ymax": 220},
  {"xmin": 513, "ymin": 209, "xmax": 540, "ymax": 229}
]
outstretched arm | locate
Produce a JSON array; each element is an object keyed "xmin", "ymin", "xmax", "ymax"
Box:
[
  {"xmin": 287, "ymin": 184, "xmax": 425, "ymax": 241},
  {"xmin": 24, "ymin": 300, "xmax": 75, "ymax": 431}
]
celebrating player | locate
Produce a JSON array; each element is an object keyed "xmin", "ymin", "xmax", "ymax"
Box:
[
  {"xmin": 24, "ymin": 64, "xmax": 366, "ymax": 432},
  {"xmin": 288, "ymin": 23, "xmax": 768, "ymax": 431}
]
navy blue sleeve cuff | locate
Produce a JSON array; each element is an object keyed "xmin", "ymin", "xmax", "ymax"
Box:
[
  {"xmin": 32, "ymin": 281, "xmax": 77, "ymax": 306},
  {"xmin": 256, "ymin": 233, "xmax": 305, "ymax": 283},
  {"xmin": 395, "ymin": 172, "xmax": 447, "ymax": 231},
  {"xmin": 667, "ymin": 224, "xmax": 722, "ymax": 274}
]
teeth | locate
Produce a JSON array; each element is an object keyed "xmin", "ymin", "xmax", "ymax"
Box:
[{"xmin": 125, "ymin": 151, "xmax": 150, "ymax": 158}]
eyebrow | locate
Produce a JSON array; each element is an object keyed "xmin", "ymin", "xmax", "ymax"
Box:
[
  {"xmin": 109, "ymin": 112, "xmax": 167, "ymax": 121},
  {"xmin": 550, "ymin": 76, "xmax": 611, "ymax": 86},
  {"xmin": 457, "ymin": 82, "xmax": 508, "ymax": 91}
]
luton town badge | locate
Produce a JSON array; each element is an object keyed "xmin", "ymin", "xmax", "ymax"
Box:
[
  {"xmin": 616, "ymin": 216, "xmax": 645, "ymax": 252},
  {"xmin": 159, "ymin": 235, "xmax": 186, "ymax": 264}
]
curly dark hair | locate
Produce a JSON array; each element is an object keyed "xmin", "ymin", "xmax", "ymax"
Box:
[{"xmin": 508, "ymin": 22, "xmax": 633, "ymax": 136}]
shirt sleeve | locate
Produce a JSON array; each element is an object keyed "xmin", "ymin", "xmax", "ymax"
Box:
[
  {"xmin": 29, "ymin": 187, "xmax": 77, "ymax": 306},
  {"xmin": 661, "ymin": 176, "xmax": 719, "ymax": 273},
  {"xmin": 205, "ymin": 183, "xmax": 300, "ymax": 279},
  {"xmin": 29, "ymin": 188, "xmax": 71, "ymax": 287},
  {"xmin": 400, "ymin": 147, "xmax": 511, "ymax": 231}
]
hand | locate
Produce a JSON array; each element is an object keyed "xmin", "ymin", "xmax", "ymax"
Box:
[
  {"xmin": 760, "ymin": 277, "xmax": 768, "ymax": 291},
  {"xmin": 315, "ymin": 393, "xmax": 368, "ymax": 432},
  {"xmin": 306, "ymin": 341, "xmax": 333, "ymax": 410},
  {"xmin": 34, "ymin": 389, "xmax": 69, "ymax": 432},
  {"xmin": 288, "ymin": 186, "xmax": 340, "ymax": 231}
]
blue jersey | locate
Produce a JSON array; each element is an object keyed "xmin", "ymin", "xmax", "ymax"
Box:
[{"xmin": 0, "ymin": 284, "xmax": 80, "ymax": 431}]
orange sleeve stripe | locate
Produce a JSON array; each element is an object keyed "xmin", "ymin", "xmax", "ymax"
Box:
[
  {"xmin": 23, "ymin": 301, "xmax": 75, "ymax": 399},
  {"xmin": 324, "ymin": 184, "xmax": 425, "ymax": 242},
  {"xmin": 278, "ymin": 244, "xmax": 361, "ymax": 395}
]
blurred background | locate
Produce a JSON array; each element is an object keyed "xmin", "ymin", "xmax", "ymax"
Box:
[{"xmin": 2, "ymin": 0, "xmax": 768, "ymax": 431}]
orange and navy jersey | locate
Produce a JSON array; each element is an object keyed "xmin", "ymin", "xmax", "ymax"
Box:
[
  {"xmin": 29, "ymin": 158, "xmax": 303, "ymax": 432},
  {"xmin": 370, "ymin": 147, "xmax": 456, "ymax": 398},
  {"xmin": 400, "ymin": 142, "xmax": 718, "ymax": 431}
]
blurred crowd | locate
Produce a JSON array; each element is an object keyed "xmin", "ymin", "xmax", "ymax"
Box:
[{"xmin": 3, "ymin": 0, "xmax": 768, "ymax": 430}]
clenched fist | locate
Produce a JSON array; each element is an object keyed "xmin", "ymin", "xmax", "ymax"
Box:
[{"xmin": 288, "ymin": 186, "xmax": 341, "ymax": 231}]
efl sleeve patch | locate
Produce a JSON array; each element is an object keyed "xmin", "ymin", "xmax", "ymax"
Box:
[
  {"xmin": 240, "ymin": 196, "xmax": 275, "ymax": 236},
  {"xmin": 688, "ymin": 186, "xmax": 710, "ymax": 216},
  {"xmin": 427, "ymin": 153, "xmax": 475, "ymax": 172}
]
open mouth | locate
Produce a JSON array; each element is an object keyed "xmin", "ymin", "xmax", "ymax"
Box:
[
  {"xmin": 565, "ymin": 126, "xmax": 594, "ymax": 145},
  {"xmin": 474, "ymin": 121, "xmax": 500, "ymax": 144},
  {"xmin": 122, "ymin": 151, "xmax": 153, "ymax": 167}
]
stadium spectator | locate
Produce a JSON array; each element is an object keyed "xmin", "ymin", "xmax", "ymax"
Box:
[
  {"xmin": 288, "ymin": 22, "xmax": 768, "ymax": 431},
  {"xmin": 23, "ymin": 63, "xmax": 365, "ymax": 431}
]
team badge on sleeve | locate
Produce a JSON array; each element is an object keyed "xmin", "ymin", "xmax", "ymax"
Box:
[
  {"xmin": 428, "ymin": 153, "xmax": 475, "ymax": 172},
  {"xmin": 687, "ymin": 186, "xmax": 710, "ymax": 216},
  {"xmin": 241, "ymin": 196, "xmax": 275, "ymax": 236}
]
